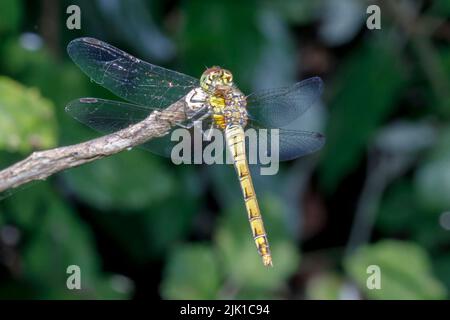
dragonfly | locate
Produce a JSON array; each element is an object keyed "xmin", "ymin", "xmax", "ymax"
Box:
[{"xmin": 66, "ymin": 37, "xmax": 325, "ymax": 267}]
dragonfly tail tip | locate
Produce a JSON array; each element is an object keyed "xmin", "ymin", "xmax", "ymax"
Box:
[{"xmin": 262, "ymin": 255, "xmax": 273, "ymax": 267}]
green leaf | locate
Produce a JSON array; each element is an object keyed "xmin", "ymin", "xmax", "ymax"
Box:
[
  {"xmin": 63, "ymin": 150, "xmax": 175, "ymax": 210},
  {"xmin": 345, "ymin": 240, "xmax": 447, "ymax": 299},
  {"xmin": 319, "ymin": 38, "xmax": 407, "ymax": 192},
  {"xmin": 0, "ymin": 76, "xmax": 57, "ymax": 153},
  {"xmin": 161, "ymin": 244, "xmax": 221, "ymax": 299}
]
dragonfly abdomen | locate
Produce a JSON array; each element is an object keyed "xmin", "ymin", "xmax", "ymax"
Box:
[{"xmin": 225, "ymin": 125, "xmax": 273, "ymax": 267}]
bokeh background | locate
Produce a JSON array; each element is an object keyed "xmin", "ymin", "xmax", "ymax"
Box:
[{"xmin": 0, "ymin": 0, "xmax": 449, "ymax": 299}]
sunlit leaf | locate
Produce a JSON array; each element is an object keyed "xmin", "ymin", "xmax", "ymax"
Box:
[
  {"xmin": 0, "ymin": 76, "xmax": 57, "ymax": 153},
  {"xmin": 345, "ymin": 240, "xmax": 446, "ymax": 299}
]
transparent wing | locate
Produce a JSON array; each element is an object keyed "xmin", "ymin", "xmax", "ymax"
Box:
[
  {"xmin": 65, "ymin": 98, "xmax": 325, "ymax": 163},
  {"xmin": 245, "ymin": 126, "xmax": 325, "ymax": 162},
  {"xmin": 267, "ymin": 128, "xmax": 325, "ymax": 161},
  {"xmin": 246, "ymin": 77, "xmax": 323, "ymax": 128},
  {"xmin": 144, "ymin": 120, "xmax": 218, "ymax": 160},
  {"xmin": 67, "ymin": 37, "xmax": 198, "ymax": 108},
  {"xmin": 66, "ymin": 97, "xmax": 209, "ymax": 159},
  {"xmin": 66, "ymin": 97, "xmax": 152, "ymax": 132}
]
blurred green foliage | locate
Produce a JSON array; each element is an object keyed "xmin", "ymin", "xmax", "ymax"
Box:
[
  {"xmin": 161, "ymin": 197, "xmax": 300, "ymax": 299},
  {"xmin": 319, "ymin": 39, "xmax": 407, "ymax": 192},
  {"xmin": 0, "ymin": 77, "xmax": 57, "ymax": 153},
  {"xmin": 0, "ymin": 0, "xmax": 22, "ymax": 34},
  {"xmin": 161, "ymin": 244, "xmax": 220, "ymax": 299},
  {"xmin": 305, "ymin": 272, "xmax": 344, "ymax": 300},
  {"xmin": 0, "ymin": 0, "xmax": 449, "ymax": 300},
  {"xmin": 345, "ymin": 240, "xmax": 446, "ymax": 299},
  {"xmin": 0, "ymin": 183, "xmax": 127, "ymax": 299},
  {"xmin": 416, "ymin": 127, "xmax": 450, "ymax": 212},
  {"xmin": 63, "ymin": 151, "xmax": 176, "ymax": 210}
]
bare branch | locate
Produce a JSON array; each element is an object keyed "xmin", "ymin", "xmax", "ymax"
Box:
[{"xmin": 0, "ymin": 99, "xmax": 187, "ymax": 193}]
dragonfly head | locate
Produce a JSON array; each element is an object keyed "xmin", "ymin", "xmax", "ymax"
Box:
[{"xmin": 200, "ymin": 66, "xmax": 233, "ymax": 92}]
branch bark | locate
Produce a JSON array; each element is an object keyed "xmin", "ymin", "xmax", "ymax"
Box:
[{"xmin": 0, "ymin": 99, "xmax": 186, "ymax": 193}]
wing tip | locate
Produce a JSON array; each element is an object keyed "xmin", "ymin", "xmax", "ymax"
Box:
[
  {"xmin": 65, "ymin": 99, "xmax": 78, "ymax": 114},
  {"xmin": 309, "ymin": 76, "xmax": 324, "ymax": 93},
  {"xmin": 67, "ymin": 37, "xmax": 103, "ymax": 56},
  {"xmin": 302, "ymin": 131, "xmax": 327, "ymax": 156},
  {"xmin": 65, "ymin": 97, "xmax": 99, "ymax": 113},
  {"xmin": 293, "ymin": 76, "xmax": 324, "ymax": 96},
  {"xmin": 317, "ymin": 131, "xmax": 326, "ymax": 143},
  {"xmin": 312, "ymin": 132, "xmax": 326, "ymax": 152}
]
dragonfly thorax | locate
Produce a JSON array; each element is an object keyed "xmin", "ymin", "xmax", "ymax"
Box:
[
  {"xmin": 186, "ymin": 67, "xmax": 248, "ymax": 130},
  {"xmin": 209, "ymin": 87, "xmax": 248, "ymax": 129}
]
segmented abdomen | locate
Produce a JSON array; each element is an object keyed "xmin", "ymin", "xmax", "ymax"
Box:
[{"xmin": 225, "ymin": 125, "xmax": 272, "ymax": 267}]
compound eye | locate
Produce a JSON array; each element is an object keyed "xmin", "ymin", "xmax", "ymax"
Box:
[{"xmin": 222, "ymin": 72, "xmax": 232, "ymax": 84}]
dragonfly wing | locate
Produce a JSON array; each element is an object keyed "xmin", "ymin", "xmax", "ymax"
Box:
[
  {"xmin": 67, "ymin": 37, "xmax": 198, "ymax": 108},
  {"xmin": 246, "ymin": 77, "xmax": 323, "ymax": 128},
  {"xmin": 66, "ymin": 97, "xmax": 152, "ymax": 133},
  {"xmin": 66, "ymin": 98, "xmax": 215, "ymax": 159},
  {"xmin": 142, "ymin": 122, "xmax": 217, "ymax": 160},
  {"xmin": 140, "ymin": 133, "xmax": 183, "ymax": 158},
  {"xmin": 274, "ymin": 128, "xmax": 325, "ymax": 161},
  {"xmin": 245, "ymin": 125, "xmax": 325, "ymax": 162},
  {"xmin": 66, "ymin": 97, "xmax": 175, "ymax": 157}
]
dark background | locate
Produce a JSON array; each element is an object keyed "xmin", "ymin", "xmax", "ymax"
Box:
[{"xmin": 0, "ymin": 0, "xmax": 449, "ymax": 299}]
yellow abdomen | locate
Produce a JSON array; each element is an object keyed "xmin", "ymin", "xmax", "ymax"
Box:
[{"xmin": 225, "ymin": 125, "xmax": 272, "ymax": 267}]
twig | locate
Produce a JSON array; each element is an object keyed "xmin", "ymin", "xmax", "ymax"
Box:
[{"xmin": 0, "ymin": 99, "xmax": 186, "ymax": 193}]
